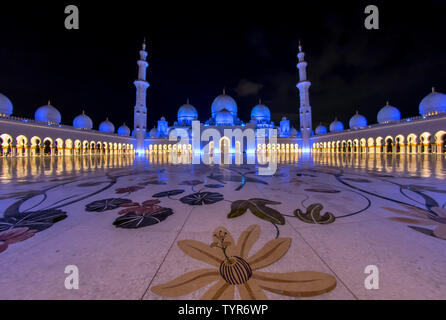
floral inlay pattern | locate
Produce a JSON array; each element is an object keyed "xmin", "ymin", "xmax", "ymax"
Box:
[{"xmin": 151, "ymin": 225, "xmax": 337, "ymax": 299}]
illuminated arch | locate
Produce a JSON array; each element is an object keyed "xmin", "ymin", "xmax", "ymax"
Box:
[
  {"xmin": 435, "ymin": 130, "xmax": 446, "ymax": 154},
  {"xmin": 420, "ymin": 132, "xmax": 432, "ymax": 154},
  {"xmin": 219, "ymin": 136, "xmax": 231, "ymax": 154},
  {"xmin": 395, "ymin": 135, "xmax": 405, "ymax": 154},
  {"xmin": 15, "ymin": 135, "xmax": 28, "ymax": 156},
  {"xmin": 384, "ymin": 136, "xmax": 394, "ymax": 154},
  {"xmin": 406, "ymin": 134, "xmax": 417, "ymax": 154}
]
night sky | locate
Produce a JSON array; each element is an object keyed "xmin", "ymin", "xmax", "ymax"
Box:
[{"xmin": 1, "ymin": 1, "xmax": 445, "ymax": 130}]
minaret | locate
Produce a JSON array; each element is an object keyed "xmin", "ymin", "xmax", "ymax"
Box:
[
  {"xmin": 296, "ymin": 42, "xmax": 312, "ymax": 151},
  {"xmin": 134, "ymin": 38, "xmax": 150, "ymax": 153}
]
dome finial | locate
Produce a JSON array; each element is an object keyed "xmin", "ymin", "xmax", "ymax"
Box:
[
  {"xmin": 142, "ymin": 37, "xmax": 146, "ymax": 50},
  {"xmin": 187, "ymin": 98, "xmax": 190, "ymax": 104},
  {"xmin": 386, "ymin": 101, "xmax": 390, "ymax": 106},
  {"xmin": 259, "ymin": 98, "xmax": 262, "ymax": 105},
  {"xmin": 298, "ymin": 40, "xmax": 302, "ymax": 52},
  {"xmin": 47, "ymin": 99, "xmax": 51, "ymax": 105},
  {"xmin": 432, "ymin": 86, "xmax": 435, "ymax": 93},
  {"xmin": 223, "ymin": 87, "xmax": 226, "ymax": 95}
]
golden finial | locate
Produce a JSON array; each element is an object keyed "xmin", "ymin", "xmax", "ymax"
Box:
[
  {"xmin": 223, "ymin": 87, "xmax": 226, "ymax": 95},
  {"xmin": 298, "ymin": 40, "xmax": 302, "ymax": 52}
]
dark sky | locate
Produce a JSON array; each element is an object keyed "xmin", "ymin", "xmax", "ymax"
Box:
[{"xmin": 1, "ymin": 1, "xmax": 445, "ymax": 130}]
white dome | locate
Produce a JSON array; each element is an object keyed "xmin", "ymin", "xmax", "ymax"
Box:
[
  {"xmin": 35, "ymin": 101, "xmax": 61, "ymax": 124},
  {"xmin": 215, "ymin": 109, "xmax": 234, "ymax": 125},
  {"xmin": 0, "ymin": 93, "xmax": 13, "ymax": 116},
  {"xmin": 117, "ymin": 124, "xmax": 130, "ymax": 136},
  {"xmin": 150, "ymin": 128, "xmax": 158, "ymax": 138},
  {"xmin": 377, "ymin": 102, "xmax": 401, "ymax": 123},
  {"xmin": 349, "ymin": 112, "xmax": 367, "ymax": 129},
  {"xmin": 419, "ymin": 88, "xmax": 446, "ymax": 115},
  {"xmin": 329, "ymin": 119, "xmax": 344, "ymax": 132},
  {"xmin": 315, "ymin": 124, "xmax": 327, "ymax": 135},
  {"xmin": 177, "ymin": 101, "xmax": 198, "ymax": 124},
  {"xmin": 211, "ymin": 91, "xmax": 237, "ymax": 118},
  {"xmin": 73, "ymin": 111, "xmax": 93, "ymax": 129},
  {"xmin": 289, "ymin": 127, "xmax": 298, "ymax": 137},
  {"xmin": 251, "ymin": 102, "xmax": 271, "ymax": 122},
  {"xmin": 99, "ymin": 118, "xmax": 115, "ymax": 133}
]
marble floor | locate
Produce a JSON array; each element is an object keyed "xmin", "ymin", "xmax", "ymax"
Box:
[{"xmin": 0, "ymin": 153, "xmax": 445, "ymax": 300}]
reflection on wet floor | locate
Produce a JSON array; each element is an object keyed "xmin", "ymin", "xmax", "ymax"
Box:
[{"xmin": 0, "ymin": 152, "xmax": 445, "ymax": 182}]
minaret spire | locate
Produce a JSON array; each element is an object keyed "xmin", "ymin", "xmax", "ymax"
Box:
[
  {"xmin": 296, "ymin": 42, "xmax": 312, "ymax": 151},
  {"xmin": 134, "ymin": 38, "xmax": 150, "ymax": 153}
]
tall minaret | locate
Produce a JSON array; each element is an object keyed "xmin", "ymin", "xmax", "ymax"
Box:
[
  {"xmin": 296, "ymin": 42, "xmax": 312, "ymax": 151},
  {"xmin": 134, "ymin": 38, "xmax": 150, "ymax": 153}
]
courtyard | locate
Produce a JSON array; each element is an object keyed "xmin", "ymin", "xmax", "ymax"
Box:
[{"xmin": 0, "ymin": 153, "xmax": 445, "ymax": 300}]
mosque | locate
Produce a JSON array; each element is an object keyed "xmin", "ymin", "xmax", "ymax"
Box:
[{"xmin": 0, "ymin": 40, "xmax": 445, "ymax": 157}]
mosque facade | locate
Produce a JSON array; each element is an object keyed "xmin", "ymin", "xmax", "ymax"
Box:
[{"xmin": 0, "ymin": 40, "xmax": 445, "ymax": 157}]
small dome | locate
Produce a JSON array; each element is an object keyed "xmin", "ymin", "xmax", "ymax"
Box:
[
  {"xmin": 149, "ymin": 127, "xmax": 158, "ymax": 138},
  {"xmin": 251, "ymin": 101, "xmax": 271, "ymax": 122},
  {"xmin": 99, "ymin": 118, "xmax": 115, "ymax": 133},
  {"xmin": 73, "ymin": 111, "xmax": 93, "ymax": 129},
  {"xmin": 117, "ymin": 123, "xmax": 130, "ymax": 136},
  {"xmin": 211, "ymin": 90, "xmax": 238, "ymax": 118},
  {"xmin": 377, "ymin": 102, "xmax": 401, "ymax": 123},
  {"xmin": 289, "ymin": 127, "xmax": 298, "ymax": 137},
  {"xmin": 0, "ymin": 93, "xmax": 13, "ymax": 116},
  {"xmin": 329, "ymin": 118, "xmax": 344, "ymax": 132},
  {"xmin": 315, "ymin": 124, "xmax": 327, "ymax": 135},
  {"xmin": 35, "ymin": 101, "xmax": 61, "ymax": 124},
  {"xmin": 160, "ymin": 116, "xmax": 166, "ymax": 121},
  {"xmin": 215, "ymin": 108, "xmax": 234, "ymax": 125},
  {"xmin": 349, "ymin": 112, "xmax": 367, "ymax": 129},
  {"xmin": 419, "ymin": 88, "xmax": 446, "ymax": 115},
  {"xmin": 178, "ymin": 100, "xmax": 198, "ymax": 124}
]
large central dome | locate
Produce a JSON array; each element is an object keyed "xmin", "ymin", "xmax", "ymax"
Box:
[{"xmin": 211, "ymin": 90, "xmax": 237, "ymax": 119}]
